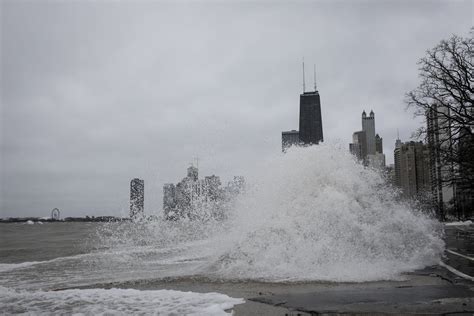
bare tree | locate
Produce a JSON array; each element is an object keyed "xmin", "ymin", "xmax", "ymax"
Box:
[{"xmin": 406, "ymin": 30, "xmax": 474, "ymax": 219}]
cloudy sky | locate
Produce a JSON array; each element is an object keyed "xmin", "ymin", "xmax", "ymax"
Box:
[{"xmin": 1, "ymin": 0, "xmax": 472, "ymax": 218}]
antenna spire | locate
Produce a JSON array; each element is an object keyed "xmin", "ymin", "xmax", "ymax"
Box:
[
  {"xmin": 313, "ymin": 64, "xmax": 317, "ymax": 91},
  {"xmin": 302, "ymin": 58, "xmax": 306, "ymax": 93},
  {"xmin": 397, "ymin": 128, "xmax": 400, "ymax": 140}
]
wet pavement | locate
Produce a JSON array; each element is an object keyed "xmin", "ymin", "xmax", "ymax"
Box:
[
  {"xmin": 251, "ymin": 283, "xmax": 473, "ymax": 315},
  {"xmin": 249, "ymin": 223, "xmax": 474, "ymax": 315},
  {"xmin": 444, "ymin": 224, "xmax": 474, "ymax": 279}
]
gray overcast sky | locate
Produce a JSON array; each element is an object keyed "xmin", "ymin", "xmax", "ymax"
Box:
[{"xmin": 1, "ymin": 0, "xmax": 472, "ymax": 218}]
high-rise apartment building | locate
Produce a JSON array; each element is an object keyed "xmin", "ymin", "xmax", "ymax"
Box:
[
  {"xmin": 456, "ymin": 127, "xmax": 474, "ymax": 218},
  {"xmin": 427, "ymin": 105, "xmax": 474, "ymax": 219},
  {"xmin": 393, "ymin": 141, "xmax": 431, "ymax": 197},
  {"xmin": 427, "ymin": 105, "xmax": 454, "ymax": 219},
  {"xmin": 130, "ymin": 178, "xmax": 144, "ymax": 218}
]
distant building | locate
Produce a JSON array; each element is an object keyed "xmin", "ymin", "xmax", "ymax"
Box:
[
  {"xmin": 394, "ymin": 138, "xmax": 402, "ymax": 187},
  {"xmin": 349, "ymin": 130, "xmax": 367, "ymax": 161},
  {"xmin": 385, "ymin": 164, "xmax": 396, "ymax": 185},
  {"xmin": 226, "ymin": 176, "xmax": 245, "ymax": 196},
  {"xmin": 367, "ymin": 152, "xmax": 386, "ymax": 170},
  {"xmin": 427, "ymin": 105, "xmax": 454, "ymax": 219},
  {"xmin": 456, "ymin": 127, "xmax": 474, "ymax": 219},
  {"xmin": 375, "ymin": 134, "xmax": 383, "ymax": 154},
  {"xmin": 130, "ymin": 178, "xmax": 144, "ymax": 218},
  {"xmin": 281, "ymin": 64, "xmax": 324, "ymax": 150},
  {"xmin": 281, "ymin": 130, "xmax": 300, "ymax": 152},
  {"xmin": 202, "ymin": 175, "xmax": 222, "ymax": 204},
  {"xmin": 163, "ymin": 183, "xmax": 176, "ymax": 218},
  {"xmin": 349, "ymin": 110, "xmax": 385, "ymax": 167},
  {"xmin": 299, "ymin": 91, "xmax": 323, "ymax": 145},
  {"xmin": 393, "ymin": 140, "xmax": 431, "ymax": 198},
  {"xmin": 163, "ymin": 165, "xmax": 244, "ymax": 220},
  {"xmin": 362, "ymin": 110, "xmax": 376, "ymax": 155},
  {"xmin": 187, "ymin": 165, "xmax": 198, "ymax": 181},
  {"xmin": 427, "ymin": 105, "xmax": 474, "ymax": 219}
]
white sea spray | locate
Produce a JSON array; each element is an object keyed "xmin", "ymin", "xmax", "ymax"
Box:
[
  {"xmin": 95, "ymin": 144, "xmax": 444, "ymax": 282},
  {"xmin": 206, "ymin": 145, "xmax": 444, "ymax": 281}
]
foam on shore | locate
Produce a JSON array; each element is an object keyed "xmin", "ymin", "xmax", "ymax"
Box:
[{"xmin": 0, "ymin": 286, "xmax": 244, "ymax": 315}]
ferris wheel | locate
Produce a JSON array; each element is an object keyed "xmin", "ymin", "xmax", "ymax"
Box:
[{"xmin": 51, "ymin": 208, "xmax": 60, "ymax": 220}]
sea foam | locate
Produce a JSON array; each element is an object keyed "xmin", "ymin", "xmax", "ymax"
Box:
[{"xmin": 0, "ymin": 286, "xmax": 244, "ymax": 315}]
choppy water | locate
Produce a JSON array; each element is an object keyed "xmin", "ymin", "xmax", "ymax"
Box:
[{"xmin": 0, "ymin": 145, "xmax": 445, "ymax": 314}]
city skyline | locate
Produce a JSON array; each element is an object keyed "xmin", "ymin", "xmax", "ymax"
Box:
[{"xmin": 1, "ymin": 1, "xmax": 472, "ymax": 217}]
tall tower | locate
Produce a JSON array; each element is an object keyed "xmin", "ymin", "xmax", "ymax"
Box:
[
  {"xmin": 130, "ymin": 178, "xmax": 144, "ymax": 218},
  {"xmin": 299, "ymin": 65, "xmax": 323, "ymax": 145},
  {"xmin": 281, "ymin": 62, "xmax": 323, "ymax": 149},
  {"xmin": 299, "ymin": 91, "xmax": 323, "ymax": 145},
  {"xmin": 362, "ymin": 110, "xmax": 376, "ymax": 155}
]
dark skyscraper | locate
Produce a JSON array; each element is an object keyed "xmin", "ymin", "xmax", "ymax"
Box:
[
  {"xmin": 281, "ymin": 63, "xmax": 323, "ymax": 149},
  {"xmin": 130, "ymin": 178, "xmax": 144, "ymax": 218},
  {"xmin": 299, "ymin": 90, "xmax": 323, "ymax": 145}
]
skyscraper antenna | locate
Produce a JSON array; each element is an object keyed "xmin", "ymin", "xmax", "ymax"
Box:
[
  {"xmin": 397, "ymin": 128, "xmax": 400, "ymax": 140},
  {"xmin": 313, "ymin": 64, "xmax": 317, "ymax": 91},
  {"xmin": 302, "ymin": 58, "xmax": 306, "ymax": 93}
]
